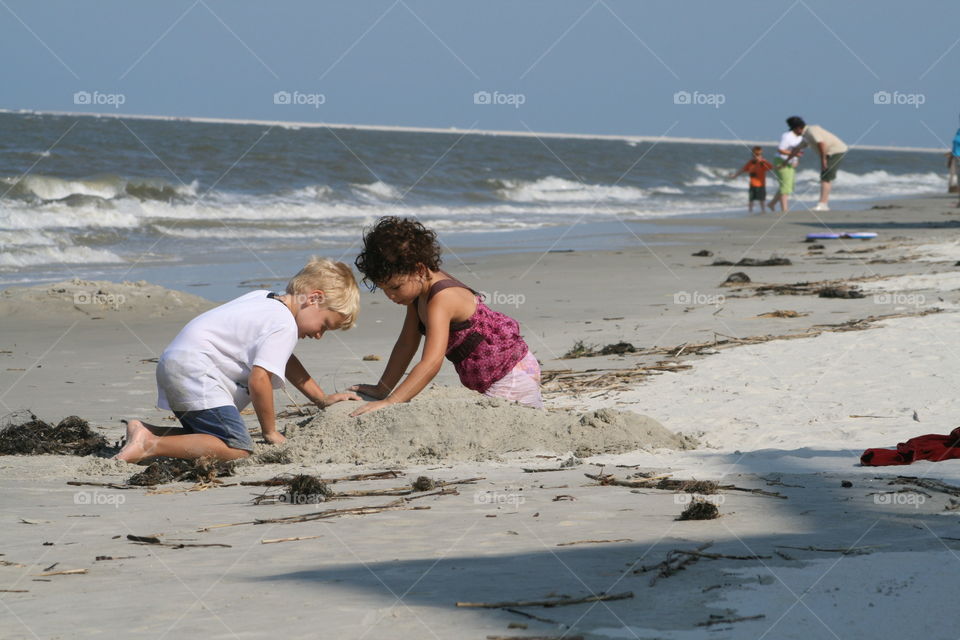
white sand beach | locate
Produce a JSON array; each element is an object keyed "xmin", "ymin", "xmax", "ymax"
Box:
[{"xmin": 4, "ymin": 194, "xmax": 960, "ymax": 639}]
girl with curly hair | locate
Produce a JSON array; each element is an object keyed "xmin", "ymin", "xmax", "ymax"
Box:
[{"xmin": 350, "ymin": 217, "xmax": 542, "ymax": 415}]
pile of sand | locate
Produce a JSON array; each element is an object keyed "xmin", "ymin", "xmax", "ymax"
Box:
[
  {"xmin": 0, "ymin": 278, "xmax": 212, "ymax": 318},
  {"xmin": 267, "ymin": 387, "xmax": 694, "ymax": 465}
]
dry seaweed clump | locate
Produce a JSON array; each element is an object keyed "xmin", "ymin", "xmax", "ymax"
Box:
[
  {"xmin": 127, "ymin": 457, "xmax": 235, "ymax": 486},
  {"xmin": 0, "ymin": 412, "xmax": 111, "ymax": 456},
  {"xmin": 562, "ymin": 341, "xmax": 636, "ymax": 359},
  {"xmin": 251, "ymin": 447, "xmax": 293, "ymax": 465},
  {"xmin": 411, "ymin": 476, "xmax": 436, "ymax": 491},
  {"xmin": 676, "ymin": 499, "xmax": 720, "ymax": 521},
  {"xmin": 665, "ymin": 479, "xmax": 719, "ymax": 494},
  {"xmin": 285, "ymin": 474, "xmax": 333, "ymax": 504}
]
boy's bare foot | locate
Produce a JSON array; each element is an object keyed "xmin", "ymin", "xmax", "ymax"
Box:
[{"xmin": 114, "ymin": 420, "xmax": 157, "ymax": 463}]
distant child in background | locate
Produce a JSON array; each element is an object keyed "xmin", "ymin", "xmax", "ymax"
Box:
[
  {"xmin": 952, "ymin": 124, "xmax": 960, "ymax": 206},
  {"xmin": 769, "ymin": 116, "xmax": 805, "ymax": 213},
  {"xmin": 729, "ymin": 146, "xmax": 774, "ymax": 213},
  {"xmin": 349, "ymin": 216, "xmax": 542, "ymax": 415},
  {"xmin": 115, "ymin": 258, "xmax": 361, "ymax": 463}
]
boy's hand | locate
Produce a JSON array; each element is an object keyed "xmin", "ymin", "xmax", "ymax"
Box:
[
  {"xmin": 350, "ymin": 400, "xmax": 391, "ymax": 417},
  {"xmin": 320, "ymin": 392, "xmax": 362, "ymax": 408},
  {"xmin": 348, "ymin": 383, "xmax": 389, "ymax": 400},
  {"xmin": 264, "ymin": 431, "xmax": 286, "ymax": 445}
]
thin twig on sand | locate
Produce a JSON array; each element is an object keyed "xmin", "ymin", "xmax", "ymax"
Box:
[
  {"xmin": 260, "ymin": 535, "xmax": 324, "ymax": 545},
  {"xmin": 127, "ymin": 534, "xmax": 232, "ymax": 549},
  {"xmin": 891, "ymin": 476, "xmax": 960, "ymax": 497},
  {"xmin": 34, "ymin": 568, "xmax": 87, "ymax": 576},
  {"xmin": 239, "ymin": 470, "xmax": 402, "ymax": 487},
  {"xmin": 776, "ymin": 544, "xmax": 885, "ymax": 555},
  {"xmin": 696, "ymin": 614, "xmax": 765, "ymax": 627},
  {"xmin": 636, "ymin": 543, "xmax": 712, "ymax": 585},
  {"xmin": 556, "ymin": 539, "xmax": 633, "ymax": 547},
  {"xmin": 456, "ymin": 591, "xmax": 633, "ymax": 608},
  {"xmin": 66, "ymin": 481, "xmax": 137, "ymax": 490},
  {"xmin": 202, "ymin": 489, "xmax": 456, "ymax": 530}
]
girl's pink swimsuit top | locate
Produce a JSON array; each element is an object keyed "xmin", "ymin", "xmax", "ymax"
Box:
[{"xmin": 416, "ymin": 276, "xmax": 529, "ymax": 393}]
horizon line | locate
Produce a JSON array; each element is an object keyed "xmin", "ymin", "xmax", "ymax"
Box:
[{"xmin": 0, "ymin": 108, "xmax": 944, "ymax": 154}]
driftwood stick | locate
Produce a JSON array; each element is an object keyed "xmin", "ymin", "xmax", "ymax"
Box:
[
  {"xmin": 205, "ymin": 489, "xmax": 454, "ymax": 529},
  {"xmin": 127, "ymin": 534, "xmax": 231, "ymax": 549},
  {"xmin": 697, "ymin": 614, "xmax": 765, "ymax": 627},
  {"xmin": 556, "ymin": 539, "xmax": 633, "ymax": 547},
  {"xmin": 503, "ymin": 608, "xmax": 559, "ymax": 624},
  {"xmin": 261, "ymin": 535, "xmax": 324, "ymax": 544},
  {"xmin": 636, "ymin": 543, "xmax": 713, "ymax": 585},
  {"xmin": 487, "ymin": 636, "xmax": 583, "ymax": 640},
  {"xmin": 326, "ymin": 470, "xmax": 403, "ymax": 483},
  {"xmin": 891, "ymin": 476, "xmax": 960, "ymax": 497},
  {"xmin": 66, "ymin": 481, "xmax": 137, "ymax": 490},
  {"xmin": 335, "ymin": 488, "xmax": 413, "ymax": 497},
  {"xmin": 253, "ymin": 502, "xmax": 435, "ymax": 525},
  {"xmin": 776, "ymin": 544, "xmax": 885, "ymax": 555},
  {"xmin": 674, "ymin": 550, "xmax": 771, "ymax": 561},
  {"xmin": 240, "ymin": 470, "xmax": 403, "ymax": 487},
  {"xmin": 34, "ymin": 568, "xmax": 87, "ymax": 576},
  {"xmin": 456, "ymin": 591, "xmax": 633, "ymax": 609}
]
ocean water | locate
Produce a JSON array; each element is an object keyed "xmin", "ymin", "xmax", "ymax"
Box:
[{"xmin": 0, "ymin": 112, "xmax": 948, "ymax": 297}]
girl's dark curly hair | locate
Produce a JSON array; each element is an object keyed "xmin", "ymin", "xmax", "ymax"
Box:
[{"xmin": 354, "ymin": 216, "xmax": 442, "ymax": 289}]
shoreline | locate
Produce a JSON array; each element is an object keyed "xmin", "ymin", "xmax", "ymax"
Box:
[{"xmin": 2, "ymin": 189, "xmax": 947, "ymax": 301}]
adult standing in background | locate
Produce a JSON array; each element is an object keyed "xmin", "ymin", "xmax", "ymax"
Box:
[
  {"xmin": 768, "ymin": 116, "xmax": 805, "ymax": 213},
  {"xmin": 950, "ymin": 122, "xmax": 960, "ymax": 205},
  {"xmin": 784, "ymin": 120, "xmax": 848, "ymax": 212}
]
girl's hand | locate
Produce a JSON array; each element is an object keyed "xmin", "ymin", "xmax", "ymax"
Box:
[
  {"xmin": 264, "ymin": 431, "xmax": 286, "ymax": 445},
  {"xmin": 348, "ymin": 383, "xmax": 389, "ymax": 400},
  {"xmin": 350, "ymin": 400, "xmax": 392, "ymax": 417},
  {"xmin": 320, "ymin": 392, "xmax": 362, "ymax": 407}
]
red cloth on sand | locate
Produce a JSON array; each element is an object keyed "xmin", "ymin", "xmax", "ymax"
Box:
[{"xmin": 860, "ymin": 427, "xmax": 960, "ymax": 466}]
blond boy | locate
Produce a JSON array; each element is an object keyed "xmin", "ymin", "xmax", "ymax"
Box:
[{"xmin": 116, "ymin": 258, "xmax": 360, "ymax": 463}]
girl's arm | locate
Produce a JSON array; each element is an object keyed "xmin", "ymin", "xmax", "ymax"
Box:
[
  {"xmin": 383, "ymin": 295, "xmax": 454, "ymax": 403},
  {"xmin": 350, "ymin": 304, "xmax": 422, "ymax": 400},
  {"xmin": 351, "ymin": 291, "xmax": 462, "ymax": 416}
]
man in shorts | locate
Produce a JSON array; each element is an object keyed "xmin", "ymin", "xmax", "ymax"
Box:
[{"xmin": 785, "ymin": 120, "xmax": 848, "ymax": 212}]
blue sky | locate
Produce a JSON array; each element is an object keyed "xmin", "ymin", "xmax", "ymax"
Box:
[{"xmin": 3, "ymin": 0, "xmax": 959, "ymax": 147}]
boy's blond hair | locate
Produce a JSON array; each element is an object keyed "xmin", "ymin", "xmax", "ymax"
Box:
[{"xmin": 286, "ymin": 257, "xmax": 360, "ymax": 329}]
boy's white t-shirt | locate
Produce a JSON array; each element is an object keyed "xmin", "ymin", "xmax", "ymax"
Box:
[{"xmin": 156, "ymin": 290, "xmax": 298, "ymax": 412}]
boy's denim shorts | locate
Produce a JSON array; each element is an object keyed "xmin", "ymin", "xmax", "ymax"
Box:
[{"xmin": 173, "ymin": 405, "xmax": 254, "ymax": 452}]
